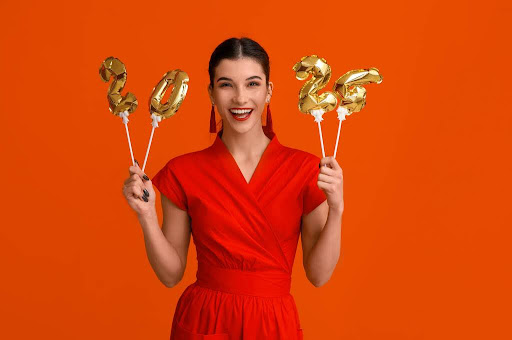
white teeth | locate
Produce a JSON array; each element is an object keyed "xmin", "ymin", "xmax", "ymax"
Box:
[{"xmin": 230, "ymin": 109, "xmax": 252, "ymax": 114}]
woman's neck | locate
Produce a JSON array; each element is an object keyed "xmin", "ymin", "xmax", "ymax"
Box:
[{"xmin": 220, "ymin": 125, "xmax": 271, "ymax": 161}]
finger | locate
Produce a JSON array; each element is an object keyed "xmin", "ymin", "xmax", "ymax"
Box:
[
  {"xmin": 128, "ymin": 183, "xmax": 147, "ymax": 202},
  {"xmin": 124, "ymin": 174, "xmax": 143, "ymax": 190},
  {"xmin": 319, "ymin": 157, "xmax": 333, "ymax": 169},
  {"xmin": 319, "ymin": 164, "xmax": 338, "ymax": 177},
  {"xmin": 128, "ymin": 164, "xmax": 150, "ymax": 182},
  {"xmin": 318, "ymin": 173, "xmax": 337, "ymax": 184},
  {"xmin": 140, "ymin": 182, "xmax": 150, "ymax": 198},
  {"xmin": 318, "ymin": 173, "xmax": 343, "ymax": 185},
  {"xmin": 317, "ymin": 180, "xmax": 331, "ymax": 192},
  {"xmin": 320, "ymin": 156, "xmax": 334, "ymax": 169},
  {"xmin": 328, "ymin": 156, "xmax": 342, "ymax": 172},
  {"xmin": 317, "ymin": 177, "xmax": 340, "ymax": 194},
  {"xmin": 125, "ymin": 174, "xmax": 150, "ymax": 191},
  {"xmin": 128, "ymin": 164, "xmax": 142, "ymax": 177},
  {"xmin": 136, "ymin": 184, "xmax": 150, "ymax": 201},
  {"xmin": 123, "ymin": 182, "xmax": 137, "ymax": 198},
  {"xmin": 320, "ymin": 156, "xmax": 342, "ymax": 172},
  {"xmin": 319, "ymin": 163, "xmax": 343, "ymax": 181},
  {"xmin": 131, "ymin": 173, "xmax": 143, "ymax": 183}
]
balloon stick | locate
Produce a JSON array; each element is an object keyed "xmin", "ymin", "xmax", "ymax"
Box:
[
  {"xmin": 310, "ymin": 109, "xmax": 326, "ymax": 159},
  {"xmin": 333, "ymin": 107, "xmax": 348, "ymax": 159},
  {"xmin": 142, "ymin": 113, "xmax": 162, "ymax": 173},
  {"xmin": 119, "ymin": 111, "xmax": 135, "ymax": 166}
]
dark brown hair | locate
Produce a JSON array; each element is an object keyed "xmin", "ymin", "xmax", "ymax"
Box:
[{"xmin": 208, "ymin": 37, "xmax": 270, "ymax": 88}]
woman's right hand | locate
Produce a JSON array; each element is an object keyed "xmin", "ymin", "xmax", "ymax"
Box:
[{"xmin": 122, "ymin": 160, "xmax": 156, "ymax": 216}]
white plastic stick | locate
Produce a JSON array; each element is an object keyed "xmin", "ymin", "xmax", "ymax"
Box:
[
  {"xmin": 333, "ymin": 107, "xmax": 348, "ymax": 159},
  {"xmin": 333, "ymin": 119, "xmax": 342, "ymax": 159},
  {"xmin": 120, "ymin": 111, "xmax": 135, "ymax": 166},
  {"xmin": 142, "ymin": 113, "xmax": 162, "ymax": 173},
  {"xmin": 317, "ymin": 121, "xmax": 325, "ymax": 159},
  {"xmin": 142, "ymin": 127, "xmax": 155, "ymax": 173},
  {"xmin": 310, "ymin": 109, "xmax": 326, "ymax": 160}
]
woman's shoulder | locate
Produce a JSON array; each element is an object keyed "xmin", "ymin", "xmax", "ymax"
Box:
[
  {"xmin": 162, "ymin": 151, "xmax": 196, "ymax": 168},
  {"xmin": 280, "ymin": 143, "xmax": 321, "ymax": 165},
  {"xmin": 160, "ymin": 146, "xmax": 210, "ymax": 172}
]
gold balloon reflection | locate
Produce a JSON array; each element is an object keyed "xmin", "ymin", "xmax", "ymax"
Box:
[
  {"xmin": 149, "ymin": 70, "xmax": 189, "ymax": 120},
  {"xmin": 99, "ymin": 56, "xmax": 138, "ymax": 116}
]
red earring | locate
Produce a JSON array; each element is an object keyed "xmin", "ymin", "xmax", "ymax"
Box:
[
  {"xmin": 266, "ymin": 103, "xmax": 273, "ymax": 134},
  {"xmin": 210, "ymin": 104, "xmax": 216, "ymax": 133}
]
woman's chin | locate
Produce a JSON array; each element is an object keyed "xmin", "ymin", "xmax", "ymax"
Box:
[{"xmin": 226, "ymin": 118, "xmax": 256, "ymax": 133}]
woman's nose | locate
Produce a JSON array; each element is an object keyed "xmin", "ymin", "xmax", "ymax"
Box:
[{"xmin": 233, "ymin": 88, "xmax": 248, "ymax": 104}]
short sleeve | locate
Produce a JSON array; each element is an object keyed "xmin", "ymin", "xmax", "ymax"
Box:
[
  {"xmin": 301, "ymin": 158, "xmax": 327, "ymax": 216},
  {"xmin": 151, "ymin": 160, "xmax": 188, "ymax": 211}
]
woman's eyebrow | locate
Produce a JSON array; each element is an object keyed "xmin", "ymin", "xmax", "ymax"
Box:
[{"xmin": 217, "ymin": 76, "xmax": 262, "ymax": 82}]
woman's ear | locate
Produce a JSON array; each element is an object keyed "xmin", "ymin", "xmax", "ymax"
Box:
[
  {"xmin": 267, "ymin": 81, "xmax": 274, "ymax": 101},
  {"xmin": 207, "ymin": 84, "xmax": 214, "ymax": 104}
]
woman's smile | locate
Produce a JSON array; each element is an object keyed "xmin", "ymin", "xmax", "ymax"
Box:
[{"xmin": 229, "ymin": 108, "xmax": 253, "ymax": 121}]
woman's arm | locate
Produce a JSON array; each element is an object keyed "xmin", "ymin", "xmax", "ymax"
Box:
[
  {"xmin": 301, "ymin": 201, "xmax": 343, "ymax": 287},
  {"xmin": 301, "ymin": 156, "xmax": 344, "ymax": 287},
  {"xmin": 138, "ymin": 191, "xmax": 191, "ymax": 288}
]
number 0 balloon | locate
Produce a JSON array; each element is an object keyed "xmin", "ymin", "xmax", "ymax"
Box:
[{"xmin": 141, "ymin": 70, "xmax": 189, "ymax": 172}]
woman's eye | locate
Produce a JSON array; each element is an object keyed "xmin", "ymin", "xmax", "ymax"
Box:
[{"xmin": 219, "ymin": 82, "xmax": 259, "ymax": 88}]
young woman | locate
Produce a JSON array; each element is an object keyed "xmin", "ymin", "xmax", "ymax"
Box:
[{"xmin": 123, "ymin": 37, "xmax": 344, "ymax": 339}]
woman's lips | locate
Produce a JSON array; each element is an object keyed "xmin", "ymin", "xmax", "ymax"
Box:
[{"xmin": 230, "ymin": 109, "xmax": 253, "ymax": 121}]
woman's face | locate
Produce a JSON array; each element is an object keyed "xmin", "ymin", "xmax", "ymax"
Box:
[{"xmin": 208, "ymin": 57, "xmax": 273, "ymax": 135}]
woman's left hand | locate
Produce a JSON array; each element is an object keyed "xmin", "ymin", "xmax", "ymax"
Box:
[{"xmin": 318, "ymin": 156, "xmax": 344, "ymax": 213}]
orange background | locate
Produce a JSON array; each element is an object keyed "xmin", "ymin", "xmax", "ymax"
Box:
[{"xmin": 1, "ymin": 0, "xmax": 511, "ymax": 339}]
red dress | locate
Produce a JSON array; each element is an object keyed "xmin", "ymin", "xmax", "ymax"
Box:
[{"xmin": 151, "ymin": 129, "xmax": 326, "ymax": 340}]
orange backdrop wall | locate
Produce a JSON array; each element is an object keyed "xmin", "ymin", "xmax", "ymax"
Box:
[{"xmin": 1, "ymin": 0, "xmax": 511, "ymax": 339}]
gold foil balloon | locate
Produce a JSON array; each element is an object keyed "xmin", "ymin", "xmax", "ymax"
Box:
[
  {"xmin": 141, "ymin": 69, "xmax": 190, "ymax": 173},
  {"xmin": 332, "ymin": 67, "xmax": 383, "ymax": 115},
  {"xmin": 292, "ymin": 55, "xmax": 338, "ymax": 115},
  {"xmin": 99, "ymin": 56, "xmax": 138, "ymax": 116},
  {"xmin": 331, "ymin": 67, "xmax": 383, "ymax": 158},
  {"xmin": 98, "ymin": 56, "xmax": 138, "ymax": 166},
  {"xmin": 149, "ymin": 70, "xmax": 189, "ymax": 120},
  {"xmin": 292, "ymin": 56, "xmax": 383, "ymax": 159},
  {"xmin": 292, "ymin": 55, "xmax": 339, "ymax": 158}
]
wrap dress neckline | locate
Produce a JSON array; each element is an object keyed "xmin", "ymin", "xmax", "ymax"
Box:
[{"xmin": 212, "ymin": 129, "xmax": 280, "ymax": 192}]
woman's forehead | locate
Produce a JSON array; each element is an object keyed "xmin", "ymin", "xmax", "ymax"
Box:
[{"xmin": 215, "ymin": 58, "xmax": 264, "ymax": 80}]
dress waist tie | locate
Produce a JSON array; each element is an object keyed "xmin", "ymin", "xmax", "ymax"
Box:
[{"xmin": 195, "ymin": 262, "xmax": 291, "ymax": 298}]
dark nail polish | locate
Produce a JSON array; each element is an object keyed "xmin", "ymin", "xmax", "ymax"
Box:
[
  {"xmin": 143, "ymin": 174, "xmax": 149, "ymax": 181},
  {"xmin": 319, "ymin": 163, "xmax": 321, "ymax": 168},
  {"xmin": 142, "ymin": 195, "xmax": 148, "ymax": 202},
  {"xmin": 135, "ymin": 159, "xmax": 139, "ymax": 165},
  {"xmin": 143, "ymin": 189, "xmax": 149, "ymax": 197}
]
